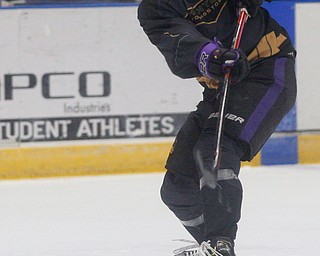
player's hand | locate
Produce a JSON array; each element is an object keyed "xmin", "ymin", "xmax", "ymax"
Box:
[
  {"xmin": 221, "ymin": 48, "xmax": 250, "ymax": 83},
  {"xmin": 197, "ymin": 40, "xmax": 250, "ymax": 84},
  {"xmin": 237, "ymin": 0, "xmax": 264, "ymax": 17}
]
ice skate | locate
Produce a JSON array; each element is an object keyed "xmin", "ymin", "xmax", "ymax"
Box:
[
  {"xmin": 173, "ymin": 238, "xmax": 235, "ymax": 256},
  {"xmin": 191, "ymin": 237, "xmax": 236, "ymax": 256},
  {"xmin": 210, "ymin": 237, "xmax": 236, "ymax": 256}
]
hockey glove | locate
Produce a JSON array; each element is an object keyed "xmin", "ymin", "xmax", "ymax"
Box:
[
  {"xmin": 237, "ymin": 0, "xmax": 263, "ymax": 17},
  {"xmin": 197, "ymin": 40, "xmax": 250, "ymax": 84}
]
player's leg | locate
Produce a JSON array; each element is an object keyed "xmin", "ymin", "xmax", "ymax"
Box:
[
  {"xmin": 160, "ymin": 100, "xmax": 213, "ymax": 243},
  {"xmin": 237, "ymin": 56, "xmax": 297, "ymax": 161},
  {"xmin": 218, "ymin": 56, "xmax": 297, "ymax": 162},
  {"xmin": 193, "ymin": 56, "xmax": 297, "ymax": 254},
  {"xmin": 193, "ymin": 132, "xmax": 244, "ymax": 243},
  {"xmin": 161, "ymin": 171, "xmax": 204, "ymax": 243}
]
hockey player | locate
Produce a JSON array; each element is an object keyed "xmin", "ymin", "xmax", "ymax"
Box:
[{"xmin": 138, "ymin": 0, "xmax": 297, "ymax": 255}]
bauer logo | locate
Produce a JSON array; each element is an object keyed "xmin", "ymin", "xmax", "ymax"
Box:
[
  {"xmin": 0, "ymin": 71, "xmax": 111, "ymax": 100},
  {"xmin": 208, "ymin": 112, "xmax": 245, "ymax": 124}
]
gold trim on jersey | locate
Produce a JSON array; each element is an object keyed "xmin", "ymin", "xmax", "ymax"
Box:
[
  {"xmin": 248, "ymin": 31, "xmax": 287, "ymax": 62},
  {"xmin": 185, "ymin": 0, "xmax": 227, "ymax": 26}
]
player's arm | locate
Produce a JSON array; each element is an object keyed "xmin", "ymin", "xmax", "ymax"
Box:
[
  {"xmin": 138, "ymin": 0, "xmax": 251, "ymax": 84},
  {"xmin": 137, "ymin": 0, "xmax": 211, "ymax": 79}
]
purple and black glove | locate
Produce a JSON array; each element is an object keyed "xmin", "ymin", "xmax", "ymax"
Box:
[{"xmin": 197, "ymin": 39, "xmax": 250, "ymax": 84}]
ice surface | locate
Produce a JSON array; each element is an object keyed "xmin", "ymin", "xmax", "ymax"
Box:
[{"xmin": 0, "ymin": 164, "xmax": 319, "ymax": 256}]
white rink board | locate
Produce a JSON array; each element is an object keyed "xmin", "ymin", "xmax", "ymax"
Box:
[
  {"xmin": 296, "ymin": 3, "xmax": 320, "ymax": 130},
  {"xmin": 1, "ymin": 4, "xmax": 320, "ymax": 143},
  {"xmin": 0, "ymin": 6, "xmax": 202, "ymax": 144},
  {"xmin": 0, "ymin": 6, "xmax": 201, "ymax": 117},
  {"xmin": 0, "ymin": 3, "xmax": 320, "ymax": 176}
]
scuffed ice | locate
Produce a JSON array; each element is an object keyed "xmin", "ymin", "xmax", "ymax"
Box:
[{"xmin": 0, "ymin": 164, "xmax": 319, "ymax": 256}]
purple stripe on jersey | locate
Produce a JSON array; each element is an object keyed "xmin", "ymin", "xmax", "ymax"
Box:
[{"xmin": 239, "ymin": 58, "xmax": 287, "ymax": 143}]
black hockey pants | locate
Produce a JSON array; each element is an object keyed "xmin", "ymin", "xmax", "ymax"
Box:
[{"xmin": 160, "ymin": 56, "xmax": 297, "ymax": 243}]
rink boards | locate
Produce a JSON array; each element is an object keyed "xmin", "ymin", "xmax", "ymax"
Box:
[{"xmin": 0, "ymin": 1, "xmax": 319, "ymax": 179}]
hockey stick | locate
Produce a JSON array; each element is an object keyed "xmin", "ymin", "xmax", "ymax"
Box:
[
  {"xmin": 199, "ymin": 8, "xmax": 249, "ymax": 190},
  {"xmin": 213, "ymin": 8, "xmax": 249, "ymax": 172}
]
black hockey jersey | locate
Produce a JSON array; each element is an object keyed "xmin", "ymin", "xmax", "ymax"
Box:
[{"xmin": 137, "ymin": 0, "xmax": 296, "ymax": 79}]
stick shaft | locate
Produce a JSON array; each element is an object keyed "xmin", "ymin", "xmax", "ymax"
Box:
[{"xmin": 213, "ymin": 8, "xmax": 249, "ymax": 172}]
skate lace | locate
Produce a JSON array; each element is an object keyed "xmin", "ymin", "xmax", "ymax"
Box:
[
  {"xmin": 173, "ymin": 239, "xmax": 199, "ymax": 256},
  {"xmin": 198, "ymin": 241, "xmax": 223, "ymax": 256}
]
